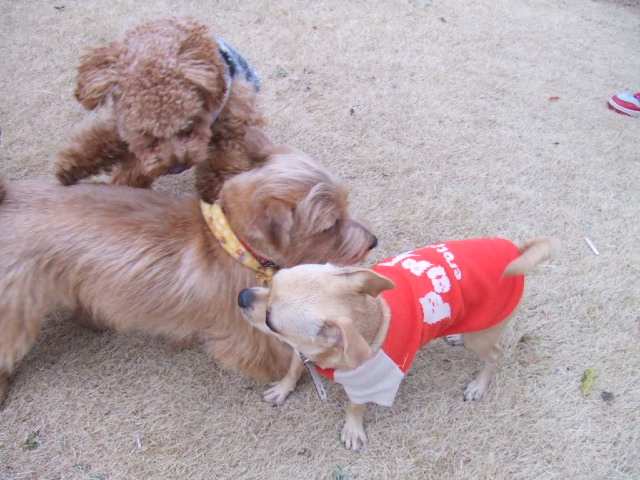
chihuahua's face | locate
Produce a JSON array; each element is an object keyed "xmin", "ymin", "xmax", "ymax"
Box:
[{"xmin": 238, "ymin": 264, "xmax": 394, "ymax": 370}]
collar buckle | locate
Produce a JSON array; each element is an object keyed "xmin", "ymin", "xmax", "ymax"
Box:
[{"xmin": 201, "ymin": 200, "xmax": 278, "ymax": 285}]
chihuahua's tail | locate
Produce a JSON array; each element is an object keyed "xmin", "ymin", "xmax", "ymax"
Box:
[{"xmin": 503, "ymin": 237, "xmax": 560, "ymax": 276}]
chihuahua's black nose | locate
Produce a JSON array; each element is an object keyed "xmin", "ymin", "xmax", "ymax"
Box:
[
  {"xmin": 238, "ymin": 288, "xmax": 254, "ymax": 309},
  {"xmin": 369, "ymin": 235, "xmax": 378, "ymax": 250}
]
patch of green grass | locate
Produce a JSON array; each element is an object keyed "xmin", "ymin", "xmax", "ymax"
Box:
[
  {"xmin": 23, "ymin": 432, "xmax": 41, "ymax": 451},
  {"xmin": 332, "ymin": 465, "xmax": 356, "ymax": 480},
  {"xmin": 275, "ymin": 67, "xmax": 289, "ymax": 78}
]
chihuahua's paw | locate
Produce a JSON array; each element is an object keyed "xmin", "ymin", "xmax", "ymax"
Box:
[
  {"xmin": 463, "ymin": 378, "xmax": 487, "ymax": 401},
  {"xmin": 262, "ymin": 380, "xmax": 295, "ymax": 407},
  {"xmin": 341, "ymin": 422, "xmax": 367, "ymax": 451},
  {"xmin": 444, "ymin": 334, "xmax": 464, "ymax": 347}
]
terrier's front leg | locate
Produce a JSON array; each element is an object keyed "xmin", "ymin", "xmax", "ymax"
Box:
[
  {"xmin": 262, "ymin": 353, "xmax": 304, "ymax": 407},
  {"xmin": 341, "ymin": 402, "xmax": 367, "ymax": 451}
]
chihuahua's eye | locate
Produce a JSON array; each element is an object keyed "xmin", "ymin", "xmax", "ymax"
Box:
[{"xmin": 265, "ymin": 309, "xmax": 277, "ymax": 333}]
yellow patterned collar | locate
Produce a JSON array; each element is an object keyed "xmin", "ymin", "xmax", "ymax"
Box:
[{"xmin": 200, "ymin": 200, "xmax": 277, "ymax": 285}]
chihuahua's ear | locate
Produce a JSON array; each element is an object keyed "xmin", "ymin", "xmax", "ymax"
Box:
[
  {"xmin": 75, "ymin": 42, "xmax": 123, "ymax": 110},
  {"xmin": 318, "ymin": 320, "xmax": 371, "ymax": 369},
  {"xmin": 255, "ymin": 198, "xmax": 293, "ymax": 251},
  {"xmin": 341, "ymin": 269, "xmax": 395, "ymax": 297},
  {"xmin": 179, "ymin": 30, "xmax": 226, "ymax": 111}
]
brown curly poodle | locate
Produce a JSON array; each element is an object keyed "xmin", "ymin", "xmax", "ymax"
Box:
[{"xmin": 55, "ymin": 16, "xmax": 265, "ymax": 202}]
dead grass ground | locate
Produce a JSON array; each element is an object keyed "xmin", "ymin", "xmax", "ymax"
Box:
[{"xmin": 0, "ymin": 1, "xmax": 639, "ymax": 479}]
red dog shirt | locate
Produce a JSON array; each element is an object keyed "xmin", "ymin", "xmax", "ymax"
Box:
[{"xmin": 318, "ymin": 238, "xmax": 524, "ymax": 406}]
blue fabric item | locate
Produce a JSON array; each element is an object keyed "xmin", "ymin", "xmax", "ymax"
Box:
[{"xmin": 215, "ymin": 36, "xmax": 261, "ymax": 92}]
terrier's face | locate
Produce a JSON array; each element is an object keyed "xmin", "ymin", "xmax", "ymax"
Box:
[{"xmin": 220, "ymin": 128, "xmax": 379, "ymax": 269}]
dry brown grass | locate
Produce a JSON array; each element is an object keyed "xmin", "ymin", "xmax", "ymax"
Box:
[{"xmin": 1, "ymin": 1, "xmax": 639, "ymax": 479}]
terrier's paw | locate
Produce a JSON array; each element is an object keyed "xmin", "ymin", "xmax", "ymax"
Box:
[
  {"xmin": 444, "ymin": 334, "xmax": 464, "ymax": 347},
  {"xmin": 262, "ymin": 380, "xmax": 295, "ymax": 407},
  {"xmin": 463, "ymin": 378, "xmax": 487, "ymax": 401},
  {"xmin": 341, "ymin": 422, "xmax": 367, "ymax": 451}
]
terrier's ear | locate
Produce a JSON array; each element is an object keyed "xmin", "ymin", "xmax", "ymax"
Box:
[
  {"xmin": 179, "ymin": 31, "xmax": 226, "ymax": 111},
  {"xmin": 244, "ymin": 127, "xmax": 277, "ymax": 161},
  {"xmin": 339, "ymin": 269, "xmax": 395, "ymax": 297},
  {"xmin": 256, "ymin": 198, "xmax": 293, "ymax": 251},
  {"xmin": 75, "ymin": 42, "xmax": 123, "ymax": 110},
  {"xmin": 317, "ymin": 320, "xmax": 371, "ymax": 369}
]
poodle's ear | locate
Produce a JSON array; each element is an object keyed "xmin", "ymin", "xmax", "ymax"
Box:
[
  {"xmin": 178, "ymin": 29, "xmax": 226, "ymax": 111},
  {"xmin": 75, "ymin": 42, "xmax": 122, "ymax": 110}
]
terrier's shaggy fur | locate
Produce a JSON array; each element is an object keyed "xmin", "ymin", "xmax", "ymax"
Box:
[{"xmin": 0, "ymin": 128, "xmax": 377, "ymax": 407}]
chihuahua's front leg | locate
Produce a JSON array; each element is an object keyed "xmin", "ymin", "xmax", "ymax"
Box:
[
  {"xmin": 262, "ymin": 353, "xmax": 304, "ymax": 406},
  {"xmin": 341, "ymin": 402, "xmax": 367, "ymax": 451}
]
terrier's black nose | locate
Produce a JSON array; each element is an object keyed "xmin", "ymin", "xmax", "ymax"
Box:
[
  {"xmin": 238, "ymin": 288, "xmax": 254, "ymax": 309},
  {"xmin": 369, "ymin": 236, "xmax": 378, "ymax": 250}
]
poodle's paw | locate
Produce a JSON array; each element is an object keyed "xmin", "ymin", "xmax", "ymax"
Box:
[
  {"xmin": 463, "ymin": 378, "xmax": 488, "ymax": 401},
  {"xmin": 341, "ymin": 420, "xmax": 367, "ymax": 451},
  {"xmin": 54, "ymin": 166, "xmax": 79, "ymax": 186},
  {"xmin": 262, "ymin": 379, "xmax": 295, "ymax": 407},
  {"xmin": 444, "ymin": 334, "xmax": 464, "ymax": 347}
]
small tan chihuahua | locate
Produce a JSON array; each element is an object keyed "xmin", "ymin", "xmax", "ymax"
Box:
[{"xmin": 239, "ymin": 237, "xmax": 559, "ymax": 450}]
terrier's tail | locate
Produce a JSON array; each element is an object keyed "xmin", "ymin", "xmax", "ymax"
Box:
[{"xmin": 504, "ymin": 237, "xmax": 560, "ymax": 276}]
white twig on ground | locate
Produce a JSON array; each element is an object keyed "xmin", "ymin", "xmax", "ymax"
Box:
[{"xmin": 585, "ymin": 237, "xmax": 599, "ymax": 255}]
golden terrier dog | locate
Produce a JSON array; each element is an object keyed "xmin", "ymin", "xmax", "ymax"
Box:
[
  {"xmin": 55, "ymin": 16, "xmax": 265, "ymax": 202},
  {"xmin": 239, "ymin": 237, "xmax": 558, "ymax": 450},
  {"xmin": 0, "ymin": 128, "xmax": 377, "ymax": 407}
]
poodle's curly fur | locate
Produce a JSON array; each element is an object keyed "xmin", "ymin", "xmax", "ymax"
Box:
[{"xmin": 55, "ymin": 17, "xmax": 265, "ymax": 202}]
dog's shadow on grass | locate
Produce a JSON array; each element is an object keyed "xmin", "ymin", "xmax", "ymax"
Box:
[{"xmin": 7, "ymin": 310, "xmax": 246, "ymax": 410}]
